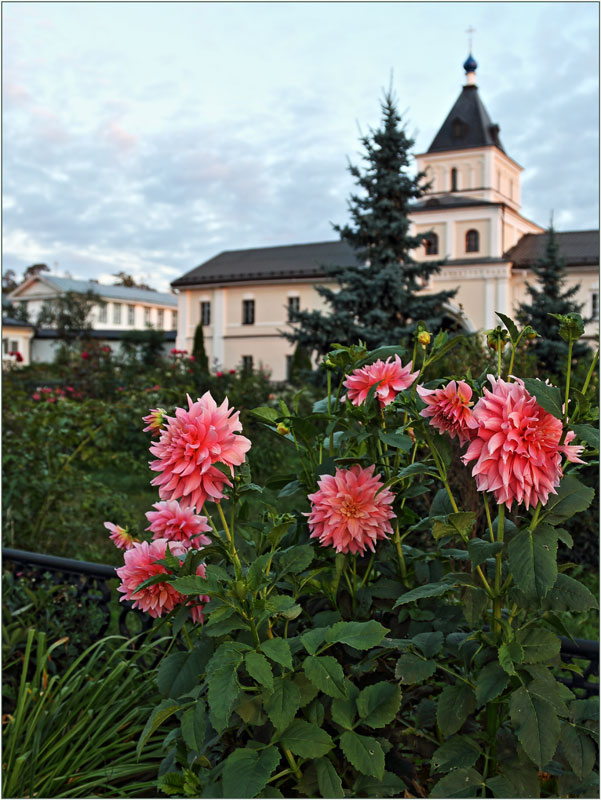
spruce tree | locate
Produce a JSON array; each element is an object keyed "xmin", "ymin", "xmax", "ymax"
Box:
[
  {"xmin": 192, "ymin": 322, "xmax": 210, "ymax": 373},
  {"xmin": 517, "ymin": 224, "xmax": 589, "ymax": 374},
  {"xmin": 286, "ymin": 90, "xmax": 457, "ymax": 358}
]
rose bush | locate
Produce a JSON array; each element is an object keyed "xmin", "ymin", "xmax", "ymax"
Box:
[{"xmin": 109, "ymin": 313, "xmax": 598, "ymax": 799}]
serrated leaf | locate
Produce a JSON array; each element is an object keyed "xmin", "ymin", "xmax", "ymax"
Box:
[
  {"xmin": 395, "ymin": 653, "xmax": 436, "ymax": 684},
  {"xmin": 250, "ymin": 406, "xmax": 279, "ymax": 423},
  {"xmin": 300, "ymin": 627, "xmax": 328, "ymax": 655},
  {"xmin": 560, "ymin": 722, "xmax": 596, "ymax": 780},
  {"xmin": 393, "ymin": 580, "xmax": 455, "ymax": 607},
  {"xmin": 432, "ymin": 735, "xmax": 480, "ymax": 774},
  {"xmin": 462, "ymin": 586, "xmax": 488, "ymax": 627},
  {"xmin": 339, "ymin": 731, "xmax": 385, "ymax": 779},
  {"xmin": 468, "ymin": 538, "xmax": 504, "ymax": 567},
  {"xmin": 437, "ymin": 684, "xmax": 476, "ymax": 737},
  {"xmin": 516, "ymin": 628, "xmax": 561, "ymax": 664},
  {"xmin": 260, "ymin": 638, "xmax": 293, "ymax": 669},
  {"xmin": 475, "ymin": 662, "xmax": 510, "ymax": 706},
  {"xmin": 432, "ymin": 512, "xmax": 476, "ymax": 541},
  {"xmin": 222, "ymin": 746, "xmax": 280, "ymax": 799},
  {"xmin": 411, "ymin": 631, "xmax": 444, "ymax": 658},
  {"xmin": 292, "ymin": 673, "xmax": 319, "ymax": 707},
  {"xmin": 245, "ymin": 652, "xmax": 274, "ymax": 691},
  {"xmin": 498, "ymin": 641, "xmax": 524, "ymax": 675},
  {"xmin": 280, "ymin": 719, "xmax": 334, "ymax": 758},
  {"xmin": 331, "ymin": 680, "xmax": 359, "ymax": 729},
  {"xmin": 315, "ymin": 757, "xmax": 344, "ymax": 798},
  {"xmin": 325, "ymin": 620, "xmax": 389, "ymax": 649},
  {"xmin": 508, "ymin": 525, "xmax": 558, "ymax": 600},
  {"xmin": 158, "ymin": 773, "xmax": 186, "ymax": 796},
  {"xmin": 353, "ymin": 770, "xmax": 407, "ymax": 798},
  {"xmin": 356, "ymin": 681, "xmax": 402, "ymax": 728},
  {"xmin": 509, "ymin": 686, "xmax": 560, "ymax": 768},
  {"xmin": 542, "ymin": 572, "xmax": 599, "ymax": 612},
  {"xmin": 541, "ymin": 475, "xmax": 595, "ymax": 525},
  {"xmin": 180, "ymin": 700, "xmax": 206, "ymax": 752},
  {"xmin": 431, "ymin": 768, "xmax": 485, "ymax": 798},
  {"xmin": 303, "ymin": 655, "xmax": 346, "ymax": 699},
  {"xmin": 276, "ymin": 544, "xmax": 314, "ymax": 575},
  {"xmin": 264, "ymin": 677, "xmax": 301, "ymax": 731},
  {"xmin": 137, "ymin": 699, "xmax": 181, "ymax": 757},
  {"xmin": 171, "ymin": 574, "xmax": 220, "ymax": 595},
  {"xmin": 571, "ymin": 423, "xmax": 599, "ymax": 449},
  {"xmin": 157, "ymin": 643, "xmax": 213, "ymax": 698},
  {"xmin": 522, "ymin": 378, "xmax": 563, "ymax": 419},
  {"xmin": 496, "ymin": 312, "xmax": 520, "ymax": 343}
]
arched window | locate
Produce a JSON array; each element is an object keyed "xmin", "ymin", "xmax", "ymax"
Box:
[
  {"xmin": 465, "ymin": 229, "xmax": 479, "ymax": 253},
  {"xmin": 451, "ymin": 168, "xmax": 458, "ymax": 192},
  {"xmin": 424, "ymin": 232, "xmax": 439, "ymax": 255}
]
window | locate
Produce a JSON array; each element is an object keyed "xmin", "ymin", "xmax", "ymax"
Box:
[
  {"xmin": 242, "ymin": 299, "xmax": 255, "ymax": 325},
  {"xmin": 144, "ymin": 307, "xmax": 151, "ymax": 326},
  {"xmin": 592, "ymin": 291, "xmax": 599, "ymax": 321},
  {"xmin": 128, "ymin": 305, "xmax": 135, "ymax": 325},
  {"xmin": 157, "ymin": 309, "xmax": 164, "ymax": 328},
  {"xmin": 3, "ymin": 339, "xmax": 8, "ymax": 354},
  {"xmin": 287, "ymin": 296, "xmax": 300, "ymax": 321},
  {"xmin": 451, "ymin": 168, "xmax": 458, "ymax": 192},
  {"xmin": 113, "ymin": 303, "xmax": 122, "ymax": 325},
  {"xmin": 465, "ymin": 229, "xmax": 480, "ymax": 253},
  {"xmin": 424, "ymin": 233, "xmax": 439, "ymax": 256},
  {"xmin": 172, "ymin": 310, "xmax": 178, "ymax": 329},
  {"xmin": 98, "ymin": 302, "xmax": 108, "ymax": 323},
  {"xmin": 10, "ymin": 340, "xmax": 18, "ymax": 352},
  {"xmin": 201, "ymin": 301, "xmax": 211, "ymax": 326},
  {"xmin": 242, "ymin": 355, "xmax": 253, "ymax": 373}
]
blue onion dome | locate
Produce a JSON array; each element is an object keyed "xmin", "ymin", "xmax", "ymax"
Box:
[{"xmin": 463, "ymin": 54, "xmax": 478, "ymax": 73}]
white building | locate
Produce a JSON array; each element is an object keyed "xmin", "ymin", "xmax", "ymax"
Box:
[{"xmin": 171, "ymin": 53, "xmax": 599, "ymax": 380}]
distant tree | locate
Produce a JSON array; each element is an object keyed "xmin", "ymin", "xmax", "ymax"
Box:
[
  {"xmin": 120, "ymin": 329, "xmax": 165, "ymax": 367},
  {"xmin": 286, "ymin": 90, "xmax": 457, "ymax": 358},
  {"xmin": 23, "ymin": 263, "xmax": 51, "ymax": 281},
  {"xmin": 517, "ymin": 224, "xmax": 589, "ymax": 374},
  {"xmin": 192, "ymin": 323, "xmax": 210, "ymax": 373},
  {"xmin": 36, "ymin": 290, "xmax": 98, "ymax": 344},
  {"xmin": 289, "ymin": 343, "xmax": 313, "ymax": 384},
  {"xmin": 112, "ymin": 272, "xmax": 157, "ymax": 292},
  {"xmin": 2, "ymin": 269, "xmax": 18, "ymax": 294}
]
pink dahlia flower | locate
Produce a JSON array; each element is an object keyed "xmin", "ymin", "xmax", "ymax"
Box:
[
  {"xmin": 116, "ymin": 538, "xmax": 209, "ymax": 620},
  {"xmin": 462, "ymin": 376, "xmax": 585, "ymax": 509},
  {"xmin": 142, "ymin": 407, "xmax": 167, "ymax": 436},
  {"xmin": 145, "ymin": 500, "xmax": 212, "ymax": 548},
  {"xmin": 417, "ymin": 380, "xmax": 479, "ymax": 445},
  {"xmin": 149, "ymin": 392, "xmax": 251, "ymax": 509},
  {"xmin": 306, "ymin": 465, "xmax": 396, "ymax": 555},
  {"xmin": 344, "ymin": 356, "xmax": 419, "ymax": 408},
  {"xmin": 104, "ymin": 521, "xmax": 139, "ymax": 551}
]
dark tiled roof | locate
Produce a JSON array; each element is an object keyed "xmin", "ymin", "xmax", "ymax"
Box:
[
  {"xmin": 34, "ymin": 328, "xmax": 177, "ymax": 341},
  {"xmin": 428, "ymin": 85, "xmax": 505, "ymax": 154},
  {"xmin": 171, "ymin": 240, "xmax": 361, "ymax": 288},
  {"xmin": 506, "ymin": 230, "xmax": 599, "ymax": 267},
  {"xmin": 411, "ymin": 195, "xmax": 498, "ymax": 210},
  {"xmin": 2, "ymin": 316, "xmax": 34, "ymax": 328}
]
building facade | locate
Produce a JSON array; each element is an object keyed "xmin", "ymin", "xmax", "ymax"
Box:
[{"xmin": 172, "ymin": 55, "xmax": 599, "ymax": 381}]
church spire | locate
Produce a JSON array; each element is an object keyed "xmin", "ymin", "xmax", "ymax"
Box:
[{"xmin": 463, "ymin": 27, "xmax": 477, "ymax": 85}]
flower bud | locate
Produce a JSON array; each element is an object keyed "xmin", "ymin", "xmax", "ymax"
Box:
[
  {"xmin": 276, "ymin": 423, "xmax": 290, "ymax": 436},
  {"xmin": 417, "ymin": 331, "xmax": 431, "ymax": 347}
]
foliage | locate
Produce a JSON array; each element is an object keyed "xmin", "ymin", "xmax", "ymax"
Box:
[
  {"xmin": 36, "ymin": 289, "xmax": 98, "ymax": 346},
  {"xmin": 107, "ymin": 313, "xmax": 598, "ymax": 798},
  {"xmin": 192, "ymin": 323, "xmax": 210, "ymax": 373},
  {"xmin": 2, "ymin": 629, "xmax": 170, "ymax": 798},
  {"xmin": 120, "ymin": 328, "xmax": 168, "ymax": 367},
  {"xmin": 517, "ymin": 225, "xmax": 590, "ymax": 378},
  {"xmin": 112, "ymin": 271, "xmax": 157, "ymax": 291},
  {"xmin": 286, "ymin": 90, "xmax": 457, "ymax": 358}
]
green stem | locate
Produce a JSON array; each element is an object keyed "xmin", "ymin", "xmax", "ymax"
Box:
[
  {"xmin": 492, "ymin": 505, "xmax": 505, "ymax": 635},
  {"xmin": 359, "ymin": 552, "xmax": 376, "ymax": 589},
  {"xmin": 497, "ymin": 342, "xmax": 502, "ymax": 377},
  {"xmin": 217, "ymin": 501, "xmax": 243, "ymax": 579},
  {"xmin": 393, "ymin": 522, "xmax": 408, "ymax": 585},
  {"xmin": 581, "ymin": 349, "xmax": 599, "ymax": 396},
  {"xmin": 529, "ymin": 502, "xmax": 542, "ymax": 532},
  {"xmin": 283, "ymin": 748, "xmax": 302, "ymax": 782},
  {"xmin": 564, "ymin": 338, "xmax": 574, "ymax": 425},
  {"xmin": 483, "ymin": 494, "xmax": 495, "ymax": 542},
  {"xmin": 332, "ymin": 553, "xmax": 345, "ymax": 602}
]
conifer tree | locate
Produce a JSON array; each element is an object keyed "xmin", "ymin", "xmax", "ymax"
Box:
[
  {"xmin": 286, "ymin": 91, "xmax": 457, "ymax": 357},
  {"xmin": 192, "ymin": 322, "xmax": 210, "ymax": 373},
  {"xmin": 517, "ymin": 224, "xmax": 589, "ymax": 374}
]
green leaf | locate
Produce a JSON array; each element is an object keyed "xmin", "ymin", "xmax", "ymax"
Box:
[
  {"xmin": 541, "ymin": 475, "xmax": 595, "ymax": 525},
  {"xmin": 498, "ymin": 641, "xmax": 524, "ymax": 675},
  {"xmin": 378, "ymin": 429, "xmax": 413, "ymax": 451},
  {"xmin": 325, "ymin": 620, "xmax": 389, "ymax": 650},
  {"xmin": 245, "ymin": 652, "xmax": 274, "ymax": 692},
  {"xmin": 393, "ymin": 580, "xmax": 455, "ymax": 607},
  {"xmin": 560, "ymin": 722, "xmax": 596, "ymax": 780},
  {"xmin": 171, "ymin": 574, "xmax": 219, "ymax": 596},
  {"xmin": 303, "ymin": 655, "xmax": 346, "ymax": 699},
  {"xmin": 300, "ymin": 627, "xmax": 328, "ymax": 655},
  {"xmin": 280, "ymin": 719, "xmax": 334, "ymax": 758},
  {"xmin": 353, "ymin": 771, "xmax": 406, "ymax": 798},
  {"xmin": 158, "ymin": 773, "xmax": 186, "ymax": 796},
  {"xmin": 264, "ymin": 678, "xmax": 301, "ymax": 731},
  {"xmin": 180, "ymin": 700, "xmax": 206, "ymax": 752},
  {"xmin": 507, "ymin": 525, "xmax": 558, "ymax": 600},
  {"xmin": 315, "ymin": 757, "xmax": 344, "ymax": 799},
  {"xmin": 206, "ymin": 642, "xmax": 248, "ymax": 732},
  {"xmin": 516, "ymin": 628, "xmax": 561, "ymax": 664},
  {"xmin": 260, "ymin": 638, "xmax": 293, "ymax": 669},
  {"xmin": 137, "ymin": 699, "xmax": 181, "ymax": 757},
  {"xmin": 157, "ymin": 643, "xmax": 213, "ymax": 698},
  {"xmin": 331, "ymin": 680, "xmax": 359, "ymax": 729},
  {"xmin": 276, "ymin": 544, "xmax": 314, "ymax": 575},
  {"xmin": 411, "ymin": 631, "xmax": 444, "ymax": 658},
  {"xmin": 509, "ymin": 686, "xmax": 560, "ymax": 768},
  {"xmin": 436, "ymin": 684, "xmax": 476, "ymax": 737},
  {"xmin": 572, "ymin": 423, "xmax": 599, "ymax": 449},
  {"xmin": 475, "ymin": 662, "xmax": 510, "ymax": 706},
  {"xmin": 468, "ymin": 538, "xmax": 504, "ymax": 567},
  {"xmin": 339, "ymin": 731, "xmax": 385, "ymax": 780},
  {"xmin": 522, "ymin": 378, "xmax": 563, "ymax": 419},
  {"xmin": 431, "ymin": 768, "xmax": 484, "ymax": 798},
  {"xmin": 222, "ymin": 746, "xmax": 281, "ymax": 799},
  {"xmin": 250, "ymin": 406, "xmax": 279, "ymax": 423},
  {"xmin": 395, "ymin": 653, "xmax": 436, "ymax": 684},
  {"xmin": 462, "ymin": 586, "xmax": 488, "ymax": 627},
  {"xmin": 542, "ymin": 573, "xmax": 598, "ymax": 612},
  {"xmin": 496, "ymin": 312, "xmax": 520, "ymax": 343},
  {"xmin": 356, "ymin": 681, "xmax": 402, "ymax": 728},
  {"xmin": 432, "ymin": 735, "xmax": 480, "ymax": 773},
  {"xmin": 432, "ymin": 512, "xmax": 475, "ymax": 541},
  {"xmin": 292, "ymin": 673, "xmax": 319, "ymax": 708}
]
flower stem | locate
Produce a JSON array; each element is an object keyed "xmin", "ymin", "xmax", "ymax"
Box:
[
  {"xmin": 283, "ymin": 748, "xmax": 302, "ymax": 782},
  {"xmin": 393, "ymin": 522, "xmax": 408, "ymax": 585},
  {"xmin": 359, "ymin": 552, "xmax": 376, "ymax": 589},
  {"xmin": 492, "ymin": 504, "xmax": 505, "ymax": 635},
  {"xmin": 563, "ymin": 338, "xmax": 574, "ymax": 425},
  {"xmin": 581, "ymin": 349, "xmax": 599, "ymax": 396},
  {"xmin": 217, "ymin": 501, "xmax": 243, "ymax": 579}
]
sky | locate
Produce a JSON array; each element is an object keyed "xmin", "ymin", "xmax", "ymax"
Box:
[{"xmin": 3, "ymin": 1, "xmax": 599, "ymax": 292}]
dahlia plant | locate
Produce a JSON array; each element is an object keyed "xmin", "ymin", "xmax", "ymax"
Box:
[{"xmin": 109, "ymin": 313, "xmax": 598, "ymax": 799}]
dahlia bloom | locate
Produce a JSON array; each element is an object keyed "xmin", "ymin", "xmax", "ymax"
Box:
[
  {"xmin": 116, "ymin": 538, "xmax": 208, "ymax": 621},
  {"xmin": 149, "ymin": 392, "xmax": 251, "ymax": 509},
  {"xmin": 462, "ymin": 376, "xmax": 585, "ymax": 509},
  {"xmin": 417, "ymin": 380, "xmax": 479, "ymax": 445},
  {"xmin": 142, "ymin": 407, "xmax": 167, "ymax": 436},
  {"xmin": 104, "ymin": 521, "xmax": 139, "ymax": 551},
  {"xmin": 306, "ymin": 465, "xmax": 396, "ymax": 555},
  {"xmin": 344, "ymin": 356, "xmax": 419, "ymax": 408},
  {"xmin": 145, "ymin": 500, "xmax": 212, "ymax": 548}
]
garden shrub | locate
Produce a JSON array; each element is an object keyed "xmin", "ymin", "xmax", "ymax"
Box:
[{"xmin": 105, "ymin": 313, "xmax": 598, "ymax": 798}]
